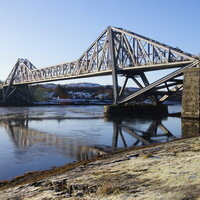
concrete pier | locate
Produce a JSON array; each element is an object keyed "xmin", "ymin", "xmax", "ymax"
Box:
[
  {"xmin": 182, "ymin": 68, "xmax": 200, "ymax": 118},
  {"xmin": 104, "ymin": 104, "xmax": 168, "ymax": 118}
]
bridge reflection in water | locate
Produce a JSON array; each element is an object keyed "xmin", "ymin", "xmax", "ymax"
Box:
[
  {"xmin": 110, "ymin": 119, "xmax": 175, "ymax": 151},
  {"xmin": 0, "ymin": 117, "xmax": 199, "ymax": 159},
  {"xmin": 1, "ymin": 118, "xmax": 106, "ymax": 161},
  {"xmin": 110, "ymin": 118, "xmax": 200, "ymax": 151}
]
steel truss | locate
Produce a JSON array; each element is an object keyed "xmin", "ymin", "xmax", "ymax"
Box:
[{"xmin": 3, "ymin": 26, "xmax": 199, "ymax": 104}]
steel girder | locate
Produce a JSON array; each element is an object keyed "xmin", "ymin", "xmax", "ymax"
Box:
[
  {"xmin": 119, "ymin": 60, "xmax": 199, "ymax": 104},
  {"xmin": 3, "ymin": 26, "xmax": 199, "ymax": 104}
]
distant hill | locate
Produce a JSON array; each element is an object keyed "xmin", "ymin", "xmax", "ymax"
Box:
[
  {"xmin": 42, "ymin": 82, "xmax": 102, "ymax": 89},
  {"xmin": 63, "ymin": 82, "xmax": 102, "ymax": 88}
]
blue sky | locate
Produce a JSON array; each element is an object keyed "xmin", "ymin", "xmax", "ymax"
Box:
[{"xmin": 0, "ymin": 0, "xmax": 200, "ymax": 85}]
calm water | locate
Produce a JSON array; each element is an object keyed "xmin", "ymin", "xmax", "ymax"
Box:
[{"xmin": 0, "ymin": 104, "xmax": 192, "ymax": 180}]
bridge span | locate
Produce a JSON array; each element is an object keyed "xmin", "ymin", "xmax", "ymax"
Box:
[{"xmin": 2, "ymin": 26, "xmax": 199, "ymax": 105}]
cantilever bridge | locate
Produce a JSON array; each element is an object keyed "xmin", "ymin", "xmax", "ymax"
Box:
[{"xmin": 2, "ymin": 26, "xmax": 200, "ymax": 104}]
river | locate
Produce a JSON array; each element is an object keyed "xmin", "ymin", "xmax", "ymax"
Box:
[{"xmin": 0, "ymin": 104, "xmax": 189, "ymax": 180}]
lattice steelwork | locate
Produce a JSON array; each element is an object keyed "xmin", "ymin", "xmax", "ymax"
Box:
[{"xmin": 3, "ymin": 26, "xmax": 199, "ymax": 104}]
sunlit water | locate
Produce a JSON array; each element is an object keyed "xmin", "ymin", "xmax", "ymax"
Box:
[{"xmin": 0, "ymin": 104, "xmax": 187, "ymax": 180}]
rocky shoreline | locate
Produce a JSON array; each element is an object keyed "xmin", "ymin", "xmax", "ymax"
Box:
[{"xmin": 1, "ymin": 136, "xmax": 200, "ymax": 200}]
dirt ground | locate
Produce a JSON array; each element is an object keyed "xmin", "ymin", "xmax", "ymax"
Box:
[{"xmin": 1, "ymin": 136, "xmax": 200, "ymax": 200}]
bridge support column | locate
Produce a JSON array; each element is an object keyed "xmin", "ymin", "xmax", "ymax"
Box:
[
  {"xmin": 108, "ymin": 26, "xmax": 119, "ymax": 104},
  {"xmin": 182, "ymin": 68, "xmax": 200, "ymax": 118}
]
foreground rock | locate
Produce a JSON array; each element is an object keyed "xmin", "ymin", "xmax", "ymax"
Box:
[{"xmin": 1, "ymin": 137, "xmax": 200, "ymax": 200}]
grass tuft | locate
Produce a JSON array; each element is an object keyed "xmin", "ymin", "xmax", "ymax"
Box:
[{"xmin": 97, "ymin": 182, "xmax": 121, "ymax": 196}]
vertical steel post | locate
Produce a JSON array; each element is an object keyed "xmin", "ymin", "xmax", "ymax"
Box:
[{"xmin": 108, "ymin": 26, "xmax": 119, "ymax": 104}]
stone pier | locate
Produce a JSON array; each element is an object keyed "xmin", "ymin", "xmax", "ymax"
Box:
[
  {"xmin": 182, "ymin": 68, "xmax": 200, "ymax": 118},
  {"xmin": 104, "ymin": 104, "xmax": 168, "ymax": 118}
]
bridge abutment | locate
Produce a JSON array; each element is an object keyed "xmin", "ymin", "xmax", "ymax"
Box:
[{"xmin": 182, "ymin": 68, "xmax": 200, "ymax": 118}]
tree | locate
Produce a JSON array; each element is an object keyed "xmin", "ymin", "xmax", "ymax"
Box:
[{"xmin": 54, "ymin": 85, "xmax": 68, "ymax": 98}]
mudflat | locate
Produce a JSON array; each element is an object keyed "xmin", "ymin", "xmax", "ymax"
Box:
[{"xmin": 1, "ymin": 136, "xmax": 200, "ymax": 200}]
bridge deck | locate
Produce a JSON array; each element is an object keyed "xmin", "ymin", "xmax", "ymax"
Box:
[{"xmin": 4, "ymin": 60, "xmax": 193, "ymax": 86}]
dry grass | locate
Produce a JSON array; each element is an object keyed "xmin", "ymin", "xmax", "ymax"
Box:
[
  {"xmin": 142, "ymin": 153, "xmax": 153, "ymax": 159},
  {"xmin": 190, "ymin": 143, "xmax": 200, "ymax": 152},
  {"xmin": 97, "ymin": 182, "xmax": 121, "ymax": 196}
]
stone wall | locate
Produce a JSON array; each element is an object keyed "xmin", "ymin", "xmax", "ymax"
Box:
[
  {"xmin": 182, "ymin": 68, "xmax": 200, "ymax": 118},
  {"xmin": 182, "ymin": 119, "xmax": 200, "ymax": 137}
]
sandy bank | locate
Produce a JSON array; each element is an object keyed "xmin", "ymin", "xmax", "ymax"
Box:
[{"xmin": 1, "ymin": 137, "xmax": 200, "ymax": 200}]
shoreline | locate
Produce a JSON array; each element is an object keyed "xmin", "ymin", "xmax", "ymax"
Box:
[
  {"xmin": 0, "ymin": 141, "xmax": 164, "ymax": 190},
  {"xmin": 1, "ymin": 136, "xmax": 200, "ymax": 199},
  {"xmin": 0, "ymin": 100, "xmax": 181, "ymax": 107}
]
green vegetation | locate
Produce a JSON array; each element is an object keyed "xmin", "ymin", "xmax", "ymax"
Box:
[
  {"xmin": 54, "ymin": 84, "xmax": 68, "ymax": 98},
  {"xmin": 0, "ymin": 80, "xmax": 4, "ymax": 102},
  {"xmin": 30, "ymin": 85, "xmax": 52, "ymax": 102},
  {"xmin": 0, "ymin": 89, "xmax": 2, "ymax": 102},
  {"xmin": 29, "ymin": 84, "xmax": 115, "ymax": 101}
]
